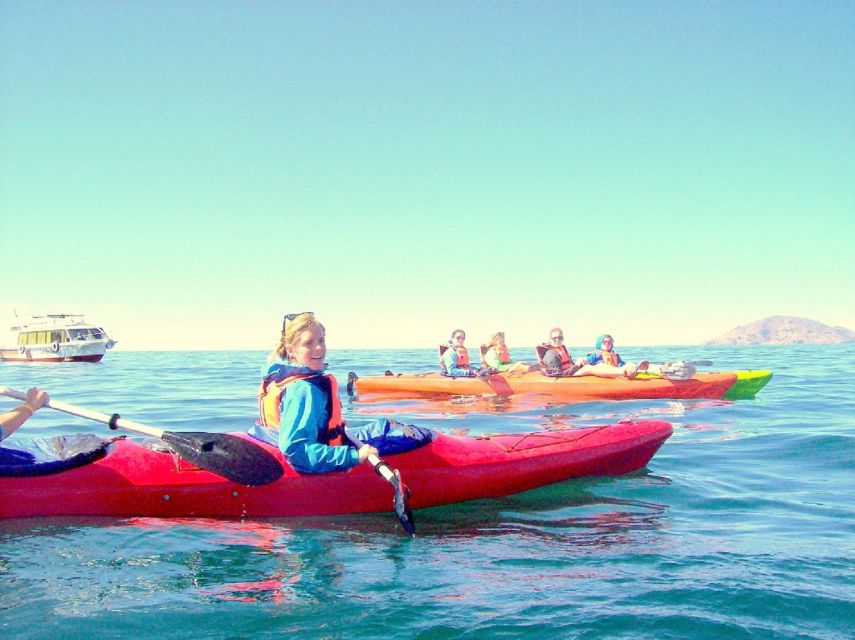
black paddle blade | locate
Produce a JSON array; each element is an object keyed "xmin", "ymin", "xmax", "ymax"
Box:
[
  {"xmin": 346, "ymin": 371, "xmax": 358, "ymax": 397},
  {"xmin": 160, "ymin": 431, "xmax": 283, "ymax": 486},
  {"xmin": 390, "ymin": 470, "xmax": 416, "ymax": 535}
]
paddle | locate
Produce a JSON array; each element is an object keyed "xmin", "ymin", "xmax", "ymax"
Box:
[
  {"xmin": 1, "ymin": 386, "xmax": 283, "ymax": 486},
  {"xmin": 345, "ymin": 427, "xmax": 415, "ymax": 535},
  {"xmin": 637, "ymin": 360, "xmax": 714, "ymax": 381}
]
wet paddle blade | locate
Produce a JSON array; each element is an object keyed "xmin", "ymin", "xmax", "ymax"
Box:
[
  {"xmin": 390, "ymin": 470, "xmax": 416, "ymax": 535},
  {"xmin": 160, "ymin": 431, "xmax": 283, "ymax": 486}
]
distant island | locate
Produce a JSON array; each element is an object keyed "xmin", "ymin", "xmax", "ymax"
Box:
[{"xmin": 706, "ymin": 316, "xmax": 855, "ymax": 345}]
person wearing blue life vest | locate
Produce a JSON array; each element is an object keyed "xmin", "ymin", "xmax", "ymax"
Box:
[
  {"xmin": 252, "ymin": 313, "xmax": 378, "ymax": 474},
  {"xmin": 0, "ymin": 387, "xmax": 49, "ymax": 443}
]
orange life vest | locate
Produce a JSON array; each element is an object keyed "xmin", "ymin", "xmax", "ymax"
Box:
[
  {"xmin": 550, "ymin": 344, "xmax": 575, "ymax": 370},
  {"xmin": 257, "ymin": 373, "xmax": 345, "ymax": 446},
  {"xmin": 597, "ymin": 350, "xmax": 619, "ymax": 367},
  {"xmin": 443, "ymin": 345, "xmax": 469, "ymax": 368}
]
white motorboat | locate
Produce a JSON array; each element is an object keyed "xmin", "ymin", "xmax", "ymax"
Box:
[{"xmin": 0, "ymin": 314, "xmax": 117, "ymax": 363}]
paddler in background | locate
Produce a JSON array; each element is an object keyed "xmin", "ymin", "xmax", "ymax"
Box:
[
  {"xmin": 538, "ymin": 330, "xmax": 646, "ymax": 379},
  {"xmin": 440, "ymin": 329, "xmax": 484, "ymax": 377},
  {"xmin": 0, "ymin": 387, "xmax": 49, "ymax": 443},
  {"xmin": 252, "ymin": 313, "xmax": 378, "ymax": 473},
  {"xmin": 482, "ymin": 331, "xmax": 536, "ymax": 374},
  {"xmin": 537, "ymin": 328, "xmax": 583, "ymax": 376},
  {"xmin": 585, "ymin": 334, "xmax": 649, "ymax": 379}
]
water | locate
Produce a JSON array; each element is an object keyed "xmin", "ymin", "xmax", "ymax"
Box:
[{"xmin": 1, "ymin": 345, "xmax": 854, "ymax": 639}]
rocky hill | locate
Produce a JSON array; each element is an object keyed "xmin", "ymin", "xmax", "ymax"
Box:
[{"xmin": 705, "ymin": 316, "xmax": 855, "ymax": 345}]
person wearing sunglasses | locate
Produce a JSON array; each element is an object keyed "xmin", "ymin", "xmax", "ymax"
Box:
[
  {"xmin": 440, "ymin": 329, "xmax": 486, "ymax": 377},
  {"xmin": 539, "ymin": 330, "xmax": 644, "ymax": 379},
  {"xmin": 584, "ymin": 334, "xmax": 648, "ymax": 379},
  {"xmin": 254, "ymin": 312, "xmax": 379, "ymax": 473},
  {"xmin": 538, "ymin": 328, "xmax": 582, "ymax": 376}
]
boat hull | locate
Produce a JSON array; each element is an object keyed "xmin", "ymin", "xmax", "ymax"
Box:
[
  {"xmin": 354, "ymin": 370, "xmax": 741, "ymax": 401},
  {"xmin": 1, "ymin": 314, "xmax": 115, "ymax": 363},
  {"xmin": 723, "ymin": 370, "xmax": 773, "ymax": 400},
  {"xmin": 0, "ymin": 349, "xmax": 105, "ymax": 363},
  {"xmin": 0, "ymin": 421, "xmax": 672, "ymax": 519}
]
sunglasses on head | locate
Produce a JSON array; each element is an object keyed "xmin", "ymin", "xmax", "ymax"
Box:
[{"xmin": 282, "ymin": 312, "xmax": 313, "ymax": 332}]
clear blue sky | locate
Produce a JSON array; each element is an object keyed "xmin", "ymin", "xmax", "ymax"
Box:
[{"xmin": 2, "ymin": 1, "xmax": 853, "ymax": 350}]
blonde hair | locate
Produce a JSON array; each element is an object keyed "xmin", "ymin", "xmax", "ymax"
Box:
[
  {"xmin": 275, "ymin": 313, "xmax": 324, "ymax": 361},
  {"xmin": 489, "ymin": 331, "xmax": 505, "ymax": 346}
]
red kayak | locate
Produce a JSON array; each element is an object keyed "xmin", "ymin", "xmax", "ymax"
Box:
[{"xmin": 0, "ymin": 421, "xmax": 672, "ymax": 520}]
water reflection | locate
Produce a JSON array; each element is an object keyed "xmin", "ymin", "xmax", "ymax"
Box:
[{"xmin": 0, "ymin": 473, "xmax": 673, "ymax": 610}]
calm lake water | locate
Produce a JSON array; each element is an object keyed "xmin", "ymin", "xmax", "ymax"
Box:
[{"xmin": 1, "ymin": 345, "xmax": 854, "ymax": 639}]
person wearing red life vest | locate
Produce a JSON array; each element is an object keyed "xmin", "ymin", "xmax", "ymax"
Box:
[
  {"xmin": 539, "ymin": 328, "xmax": 581, "ymax": 375},
  {"xmin": 539, "ymin": 329, "xmax": 644, "ymax": 379},
  {"xmin": 440, "ymin": 329, "xmax": 480, "ymax": 377},
  {"xmin": 253, "ymin": 313, "xmax": 378, "ymax": 473}
]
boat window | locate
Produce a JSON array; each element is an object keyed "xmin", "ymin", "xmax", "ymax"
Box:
[
  {"xmin": 51, "ymin": 331, "xmax": 64, "ymax": 343},
  {"xmin": 89, "ymin": 328, "xmax": 104, "ymax": 339},
  {"xmin": 38, "ymin": 331, "xmax": 50, "ymax": 344},
  {"xmin": 69, "ymin": 329, "xmax": 88, "ymax": 340}
]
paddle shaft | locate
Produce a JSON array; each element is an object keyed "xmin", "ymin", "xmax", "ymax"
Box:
[
  {"xmin": 346, "ymin": 427, "xmax": 415, "ymax": 534},
  {"xmin": 346, "ymin": 430, "xmax": 396, "ymax": 483},
  {"xmin": 2, "ymin": 386, "xmax": 163, "ymax": 438}
]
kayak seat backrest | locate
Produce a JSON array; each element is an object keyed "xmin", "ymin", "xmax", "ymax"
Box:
[
  {"xmin": 535, "ymin": 344, "xmax": 548, "ymax": 364},
  {"xmin": 479, "ymin": 344, "xmax": 490, "ymax": 367},
  {"xmin": 438, "ymin": 344, "xmax": 449, "ymax": 372}
]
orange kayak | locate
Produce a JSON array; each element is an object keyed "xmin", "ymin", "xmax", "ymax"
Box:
[{"xmin": 351, "ymin": 370, "xmax": 739, "ymax": 402}]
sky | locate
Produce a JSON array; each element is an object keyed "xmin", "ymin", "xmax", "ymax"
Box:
[{"xmin": 1, "ymin": 1, "xmax": 853, "ymax": 351}]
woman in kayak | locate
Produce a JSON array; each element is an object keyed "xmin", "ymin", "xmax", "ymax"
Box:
[
  {"xmin": 254, "ymin": 313, "xmax": 378, "ymax": 473},
  {"xmin": 441, "ymin": 329, "xmax": 482, "ymax": 377},
  {"xmin": 585, "ymin": 334, "xmax": 648, "ymax": 379},
  {"xmin": 0, "ymin": 387, "xmax": 49, "ymax": 443},
  {"xmin": 483, "ymin": 332, "xmax": 535, "ymax": 374}
]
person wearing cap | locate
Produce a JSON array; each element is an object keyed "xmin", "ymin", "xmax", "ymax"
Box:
[{"xmin": 585, "ymin": 334, "xmax": 649, "ymax": 379}]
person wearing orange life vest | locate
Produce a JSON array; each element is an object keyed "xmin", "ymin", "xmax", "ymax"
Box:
[
  {"xmin": 585, "ymin": 334, "xmax": 649, "ymax": 379},
  {"xmin": 483, "ymin": 331, "xmax": 534, "ymax": 374},
  {"xmin": 539, "ymin": 329, "xmax": 636, "ymax": 379},
  {"xmin": 586, "ymin": 334, "xmax": 626, "ymax": 367},
  {"xmin": 252, "ymin": 313, "xmax": 378, "ymax": 474},
  {"xmin": 440, "ymin": 329, "xmax": 480, "ymax": 377},
  {"xmin": 539, "ymin": 328, "xmax": 582, "ymax": 376}
]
